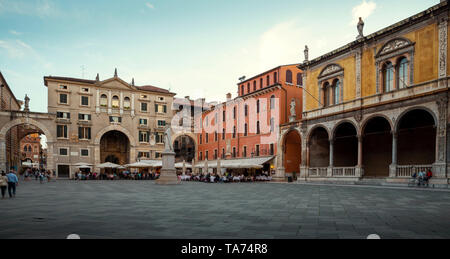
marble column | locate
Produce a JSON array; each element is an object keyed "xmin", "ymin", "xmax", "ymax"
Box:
[{"xmin": 389, "ymin": 131, "xmax": 398, "ymax": 178}]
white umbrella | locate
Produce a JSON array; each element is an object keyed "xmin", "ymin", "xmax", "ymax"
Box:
[
  {"xmin": 22, "ymin": 162, "xmax": 33, "ymax": 167},
  {"xmin": 97, "ymin": 162, "xmax": 120, "ymax": 169},
  {"xmin": 73, "ymin": 162, "xmax": 93, "ymax": 167},
  {"xmin": 125, "ymin": 162, "xmax": 153, "ymax": 168},
  {"xmin": 77, "ymin": 165, "xmax": 92, "ymax": 169}
]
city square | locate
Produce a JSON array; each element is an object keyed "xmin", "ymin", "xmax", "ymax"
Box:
[{"xmin": 1, "ymin": 180, "xmax": 449, "ymax": 239}]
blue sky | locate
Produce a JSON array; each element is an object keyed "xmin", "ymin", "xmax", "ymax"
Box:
[{"xmin": 0, "ymin": 0, "xmax": 438, "ymax": 112}]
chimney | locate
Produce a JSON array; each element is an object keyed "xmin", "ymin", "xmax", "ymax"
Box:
[{"xmin": 226, "ymin": 93, "xmax": 232, "ymax": 101}]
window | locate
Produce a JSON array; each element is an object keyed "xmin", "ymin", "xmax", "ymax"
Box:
[
  {"xmin": 274, "ymin": 72, "xmax": 278, "ymax": 83},
  {"xmin": 333, "ymin": 80, "xmax": 341, "ymax": 105},
  {"xmin": 158, "ymin": 97, "xmax": 165, "ymax": 101},
  {"xmin": 383, "ymin": 62, "xmax": 394, "ymax": 92},
  {"xmin": 138, "ymin": 152, "xmax": 150, "ymax": 158},
  {"xmin": 155, "ymin": 152, "xmax": 162, "ymax": 158},
  {"xmin": 57, "ymin": 112, "xmax": 70, "ymax": 119},
  {"xmin": 158, "ymin": 120, "xmax": 166, "ymax": 127},
  {"xmin": 232, "ymin": 147, "xmax": 236, "ymax": 158},
  {"xmin": 109, "ymin": 116, "xmax": 122, "ymax": 123},
  {"xmin": 81, "ymin": 96, "xmax": 89, "ymax": 106},
  {"xmin": 81, "ymin": 87, "xmax": 89, "ymax": 93},
  {"xmin": 214, "ymin": 150, "xmax": 218, "ymax": 160},
  {"xmin": 59, "ymin": 148, "xmax": 68, "ymax": 156},
  {"xmin": 233, "ymin": 126, "xmax": 236, "ymax": 138},
  {"xmin": 270, "ymin": 144, "xmax": 274, "ymax": 155},
  {"xmin": 253, "ymin": 81, "xmax": 256, "ymax": 91},
  {"xmin": 241, "ymin": 85, "xmax": 244, "ymax": 95},
  {"xmin": 78, "ymin": 127, "xmax": 91, "ymax": 140},
  {"xmin": 222, "ymin": 148, "xmax": 225, "ymax": 159},
  {"xmin": 155, "ymin": 104, "xmax": 167, "ymax": 113},
  {"xmin": 141, "ymin": 102, "xmax": 148, "ymax": 112},
  {"xmin": 260, "ymin": 78, "xmax": 263, "ymax": 89},
  {"xmin": 244, "ymin": 123, "xmax": 248, "ymax": 136},
  {"xmin": 244, "ymin": 105, "xmax": 248, "ymax": 117},
  {"xmin": 222, "ymin": 110, "xmax": 225, "ymax": 122},
  {"xmin": 297, "ymin": 73, "xmax": 303, "ymax": 86},
  {"xmin": 247, "ymin": 83, "xmax": 250, "ymax": 93},
  {"xmin": 124, "ymin": 97, "xmax": 131, "ymax": 109},
  {"xmin": 233, "ymin": 107, "xmax": 236, "ymax": 119},
  {"xmin": 243, "ymin": 146, "xmax": 247, "ymax": 158},
  {"xmin": 398, "ymin": 57, "xmax": 408, "ymax": 89},
  {"xmin": 214, "ymin": 131, "xmax": 218, "ymax": 142},
  {"xmin": 199, "ymin": 152, "xmax": 203, "ymax": 161},
  {"xmin": 59, "ymin": 94, "xmax": 68, "ymax": 104},
  {"xmin": 57, "ymin": 125, "xmax": 68, "ymax": 138},
  {"xmin": 222, "ymin": 128, "xmax": 225, "ymax": 140},
  {"xmin": 266, "ymin": 75, "xmax": 270, "ymax": 86},
  {"xmin": 286, "ymin": 70, "xmax": 293, "ymax": 84},
  {"xmin": 270, "ymin": 95, "xmax": 276, "ymax": 110},
  {"xmin": 257, "ymin": 100, "xmax": 260, "ymax": 113},
  {"xmin": 24, "ymin": 145, "xmax": 28, "ymax": 152},
  {"xmin": 205, "ymin": 133, "xmax": 209, "ymax": 143},
  {"xmin": 257, "ymin": 121, "xmax": 260, "ymax": 134},
  {"xmin": 139, "ymin": 131, "xmax": 150, "ymax": 143},
  {"xmin": 139, "ymin": 118, "xmax": 148, "ymax": 126},
  {"xmin": 141, "ymin": 94, "xmax": 148, "ymax": 99},
  {"xmin": 78, "ymin": 113, "xmax": 91, "ymax": 121},
  {"xmin": 112, "ymin": 96, "xmax": 119, "ymax": 108},
  {"xmin": 205, "ymin": 151, "xmax": 209, "ymax": 160},
  {"xmin": 100, "ymin": 94, "xmax": 107, "ymax": 106},
  {"xmin": 199, "ymin": 134, "xmax": 202, "ymax": 144},
  {"xmin": 59, "ymin": 85, "xmax": 68, "ymax": 90},
  {"xmin": 323, "ymin": 82, "xmax": 330, "ymax": 107},
  {"xmin": 81, "ymin": 149, "xmax": 89, "ymax": 157},
  {"xmin": 255, "ymin": 145, "xmax": 260, "ymax": 156}
]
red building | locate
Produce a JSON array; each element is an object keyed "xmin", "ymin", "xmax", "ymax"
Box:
[{"xmin": 196, "ymin": 64, "xmax": 303, "ymax": 180}]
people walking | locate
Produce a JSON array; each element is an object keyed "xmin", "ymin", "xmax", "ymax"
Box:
[
  {"xmin": 0, "ymin": 171, "xmax": 8, "ymax": 199},
  {"xmin": 6, "ymin": 170, "xmax": 19, "ymax": 198}
]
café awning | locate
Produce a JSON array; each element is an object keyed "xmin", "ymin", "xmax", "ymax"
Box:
[{"xmin": 194, "ymin": 156, "xmax": 274, "ymax": 169}]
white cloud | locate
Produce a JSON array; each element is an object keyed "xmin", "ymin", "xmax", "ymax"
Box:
[
  {"xmin": 9, "ymin": 30, "xmax": 22, "ymax": 36},
  {"xmin": 145, "ymin": 3, "xmax": 155, "ymax": 9},
  {"xmin": 0, "ymin": 0, "xmax": 59, "ymax": 17},
  {"xmin": 0, "ymin": 39, "xmax": 52, "ymax": 69},
  {"xmin": 351, "ymin": 0, "xmax": 377, "ymax": 25}
]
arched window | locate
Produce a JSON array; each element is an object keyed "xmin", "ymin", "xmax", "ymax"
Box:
[
  {"xmin": 333, "ymin": 80, "xmax": 341, "ymax": 105},
  {"xmin": 270, "ymin": 95, "xmax": 275, "ymax": 110},
  {"xmin": 123, "ymin": 97, "xmax": 131, "ymax": 109},
  {"xmin": 296, "ymin": 73, "xmax": 303, "ymax": 86},
  {"xmin": 266, "ymin": 75, "xmax": 270, "ymax": 86},
  {"xmin": 233, "ymin": 126, "xmax": 236, "ymax": 138},
  {"xmin": 28, "ymin": 145, "xmax": 32, "ymax": 152},
  {"xmin": 256, "ymin": 100, "xmax": 260, "ymax": 113},
  {"xmin": 398, "ymin": 57, "xmax": 408, "ymax": 89},
  {"xmin": 383, "ymin": 62, "xmax": 394, "ymax": 92},
  {"xmin": 257, "ymin": 121, "xmax": 260, "ymax": 134},
  {"xmin": 100, "ymin": 94, "xmax": 107, "ymax": 106},
  {"xmin": 323, "ymin": 82, "xmax": 330, "ymax": 107},
  {"xmin": 24, "ymin": 145, "xmax": 28, "ymax": 152},
  {"xmin": 244, "ymin": 123, "xmax": 248, "ymax": 136},
  {"xmin": 112, "ymin": 96, "xmax": 119, "ymax": 108},
  {"xmin": 241, "ymin": 85, "xmax": 244, "ymax": 95},
  {"xmin": 244, "ymin": 104, "xmax": 248, "ymax": 116},
  {"xmin": 247, "ymin": 83, "xmax": 250, "ymax": 93},
  {"xmin": 260, "ymin": 78, "xmax": 263, "ymax": 89},
  {"xmin": 286, "ymin": 70, "xmax": 293, "ymax": 84},
  {"xmin": 222, "ymin": 128, "xmax": 225, "ymax": 140}
]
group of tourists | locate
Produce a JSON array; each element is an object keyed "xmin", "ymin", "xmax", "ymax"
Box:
[
  {"xmin": 180, "ymin": 171, "xmax": 273, "ymax": 183},
  {"xmin": 0, "ymin": 170, "xmax": 19, "ymax": 199},
  {"xmin": 412, "ymin": 169, "xmax": 433, "ymax": 187},
  {"xmin": 23, "ymin": 168, "xmax": 53, "ymax": 183},
  {"xmin": 74, "ymin": 170, "xmax": 160, "ymax": 181}
]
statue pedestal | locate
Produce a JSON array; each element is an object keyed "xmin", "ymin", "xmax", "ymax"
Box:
[{"xmin": 156, "ymin": 151, "xmax": 180, "ymax": 185}]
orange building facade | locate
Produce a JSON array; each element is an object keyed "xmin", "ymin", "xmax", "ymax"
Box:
[
  {"xmin": 196, "ymin": 64, "xmax": 303, "ymax": 180},
  {"xmin": 20, "ymin": 133, "xmax": 42, "ymax": 166}
]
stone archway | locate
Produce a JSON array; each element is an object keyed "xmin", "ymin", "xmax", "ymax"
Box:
[
  {"xmin": 0, "ymin": 117, "xmax": 55, "ymax": 173},
  {"xmin": 282, "ymin": 130, "xmax": 302, "ymax": 176},
  {"xmin": 93, "ymin": 125, "xmax": 137, "ymax": 168},
  {"xmin": 308, "ymin": 125, "xmax": 330, "ymax": 168},
  {"xmin": 172, "ymin": 134, "xmax": 196, "ymax": 163},
  {"xmin": 100, "ymin": 131, "xmax": 130, "ymax": 165}
]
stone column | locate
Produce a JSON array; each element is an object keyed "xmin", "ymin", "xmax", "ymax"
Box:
[
  {"xmin": 108, "ymin": 90, "xmax": 112, "ymax": 115},
  {"xmin": 356, "ymin": 135, "xmax": 364, "ymax": 177},
  {"xmin": 327, "ymin": 139, "xmax": 334, "ymax": 177},
  {"xmin": 46, "ymin": 142, "xmax": 55, "ymax": 172},
  {"xmin": 96, "ymin": 89, "xmax": 100, "ymax": 114},
  {"xmin": 131, "ymin": 94, "xmax": 135, "ymax": 118},
  {"xmin": 389, "ymin": 131, "xmax": 398, "ymax": 178},
  {"xmin": 299, "ymin": 137, "xmax": 308, "ymax": 180},
  {"xmin": 120, "ymin": 92, "xmax": 124, "ymax": 115},
  {"xmin": 433, "ymin": 96, "xmax": 448, "ymax": 179}
]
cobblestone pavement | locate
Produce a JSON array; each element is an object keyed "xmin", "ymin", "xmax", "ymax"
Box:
[{"xmin": 1, "ymin": 180, "xmax": 449, "ymax": 239}]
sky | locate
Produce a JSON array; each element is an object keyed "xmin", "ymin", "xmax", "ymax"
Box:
[{"xmin": 0, "ymin": 0, "xmax": 439, "ymax": 113}]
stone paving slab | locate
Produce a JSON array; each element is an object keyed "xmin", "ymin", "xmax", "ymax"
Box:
[{"xmin": 0, "ymin": 180, "xmax": 449, "ymax": 239}]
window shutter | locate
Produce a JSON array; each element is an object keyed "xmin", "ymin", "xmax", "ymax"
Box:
[
  {"xmin": 88, "ymin": 128, "xmax": 91, "ymax": 139},
  {"xmin": 155, "ymin": 104, "xmax": 158, "ymax": 112},
  {"xmin": 88, "ymin": 115, "xmax": 92, "ymax": 121},
  {"xmin": 163, "ymin": 105, "xmax": 167, "ymax": 113},
  {"xmin": 67, "ymin": 113, "xmax": 70, "ymax": 119},
  {"xmin": 78, "ymin": 127, "xmax": 82, "ymax": 139}
]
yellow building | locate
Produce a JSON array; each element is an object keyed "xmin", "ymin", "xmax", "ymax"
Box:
[{"xmin": 278, "ymin": 1, "xmax": 450, "ymax": 186}]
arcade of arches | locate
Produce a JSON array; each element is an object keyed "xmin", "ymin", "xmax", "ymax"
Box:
[
  {"xmin": 280, "ymin": 107, "xmax": 441, "ymax": 181},
  {"xmin": 173, "ymin": 135, "xmax": 195, "ymax": 163}
]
